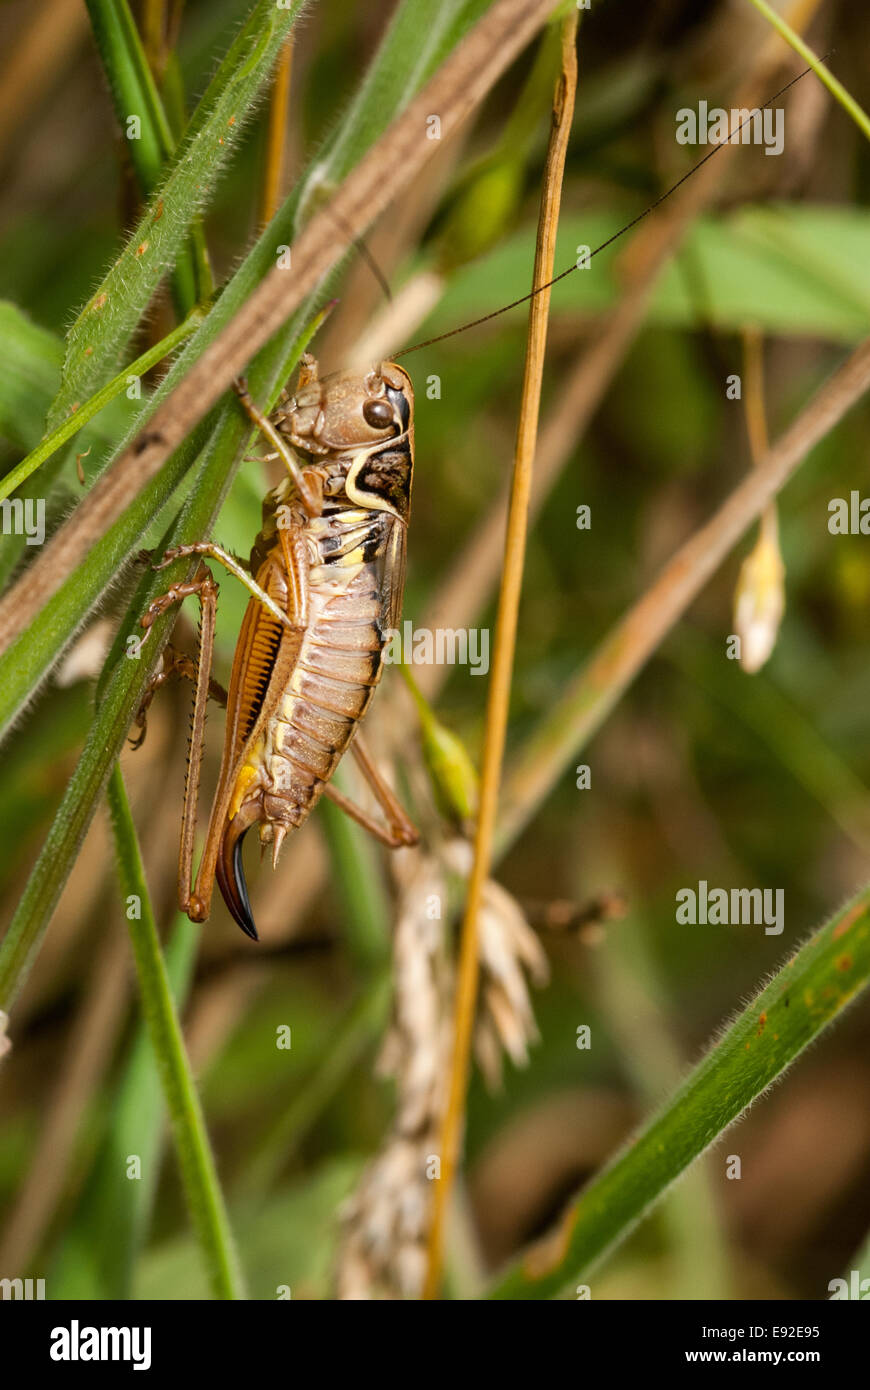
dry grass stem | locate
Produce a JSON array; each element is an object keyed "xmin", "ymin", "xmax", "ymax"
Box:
[
  {"xmin": 422, "ymin": 12, "xmax": 578, "ymax": 1299},
  {"xmin": 499, "ymin": 334, "xmax": 870, "ymax": 849},
  {"xmin": 258, "ymin": 37, "xmax": 294, "ymax": 230},
  {"xmin": 416, "ymin": 0, "xmax": 823, "ymax": 695}
]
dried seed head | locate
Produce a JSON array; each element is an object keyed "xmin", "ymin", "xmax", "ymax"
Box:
[
  {"xmin": 337, "ymin": 851, "xmax": 450, "ymax": 1299},
  {"xmin": 336, "ymin": 841, "xmax": 548, "ymax": 1296},
  {"xmin": 734, "ymin": 523, "xmax": 785, "ymax": 674},
  {"xmin": 475, "ymin": 876, "xmax": 549, "ymax": 1088}
]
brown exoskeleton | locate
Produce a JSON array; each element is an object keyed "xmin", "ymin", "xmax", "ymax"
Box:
[{"xmin": 136, "ymin": 354, "xmax": 418, "ymax": 939}]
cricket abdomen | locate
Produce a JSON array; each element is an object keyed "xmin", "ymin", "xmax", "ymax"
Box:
[
  {"xmin": 262, "ymin": 555, "xmax": 388, "ymax": 826},
  {"xmin": 216, "ymin": 507, "xmax": 397, "ymax": 935}
]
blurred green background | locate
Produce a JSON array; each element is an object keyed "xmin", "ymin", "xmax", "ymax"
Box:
[{"xmin": 1, "ymin": 0, "xmax": 870, "ymax": 1300}]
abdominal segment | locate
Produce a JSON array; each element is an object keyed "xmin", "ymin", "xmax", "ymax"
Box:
[{"xmin": 216, "ymin": 540, "xmax": 391, "ymax": 938}]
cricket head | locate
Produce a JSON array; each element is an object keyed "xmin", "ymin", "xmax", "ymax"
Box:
[{"xmin": 276, "ymin": 354, "xmax": 413, "ymax": 457}]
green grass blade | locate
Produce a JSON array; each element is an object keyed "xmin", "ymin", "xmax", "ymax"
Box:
[
  {"xmin": 0, "ymin": 303, "xmax": 63, "ymax": 450},
  {"xmin": 83, "ymin": 0, "xmax": 210, "ymax": 313},
  {"xmin": 86, "ymin": 0, "xmax": 177, "ymax": 188},
  {"xmin": 744, "ymin": 0, "xmax": 870, "ymax": 144},
  {"xmin": 297, "ymin": 0, "xmax": 493, "ymax": 218},
  {"xmin": 49, "ymin": 913, "xmax": 200, "ymax": 1299},
  {"xmin": 106, "ymin": 766, "xmax": 244, "ymax": 1300},
  {"xmin": 0, "ymin": 310, "xmax": 201, "ymax": 503},
  {"xmin": 0, "ymin": 304, "xmax": 137, "ymax": 591},
  {"xmin": 47, "ymin": 0, "xmax": 306, "ymax": 433},
  {"xmin": 487, "ymin": 886, "xmax": 870, "ymax": 1299}
]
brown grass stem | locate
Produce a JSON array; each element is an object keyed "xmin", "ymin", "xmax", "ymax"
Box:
[
  {"xmin": 415, "ymin": 0, "xmax": 823, "ymax": 697},
  {"xmin": 497, "ymin": 334, "xmax": 870, "ymax": 851},
  {"xmin": 742, "ymin": 327, "xmax": 779, "ymax": 545},
  {"xmin": 422, "ymin": 11, "xmax": 578, "ymax": 1300},
  {"xmin": 259, "ymin": 37, "xmax": 294, "ymax": 230}
]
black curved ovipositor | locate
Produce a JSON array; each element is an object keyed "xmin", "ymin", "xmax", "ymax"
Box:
[{"xmin": 215, "ymin": 827, "xmax": 259, "ymax": 941}]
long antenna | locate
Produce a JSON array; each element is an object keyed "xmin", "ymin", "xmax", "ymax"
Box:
[
  {"xmin": 395, "ymin": 60, "xmax": 819, "ymax": 360},
  {"xmin": 326, "ymin": 204, "xmax": 394, "ymax": 305}
]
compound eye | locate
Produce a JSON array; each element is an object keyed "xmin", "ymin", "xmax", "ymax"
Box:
[{"xmin": 363, "ymin": 398, "xmax": 393, "ymax": 429}]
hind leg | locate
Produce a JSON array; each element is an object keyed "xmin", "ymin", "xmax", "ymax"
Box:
[
  {"xmin": 130, "ymin": 642, "xmax": 228, "ymax": 749},
  {"xmin": 322, "ymin": 735, "xmax": 419, "ymax": 848}
]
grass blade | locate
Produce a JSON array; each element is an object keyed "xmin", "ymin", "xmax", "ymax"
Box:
[
  {"xmin": 744, "ymin": 0, "xmax": 870, "ymax": 143},
  {"xmin": 106, "ymin": 765, "xmax": 244, "ymax": 1300},
  {"xmin": 47, "ymin": 0, "xmax": 306, "ymax": 433},
  {"xmin": 83, "ymin": 0, "xmax": 210, "ymax": 312},
  {"xmin": 49, "ymin": 913, "xmax": 200, "ymax": 1299},
  {"xmin": 487, "ymin": 885, "xmax": 870, "ymax": 1298},
  {"xmin": 238, "ymin": 975, "xmax": 392, "ymax": 1199},
  {"xmin": 424, "ymin": 10, "xmax": 578, "ymax": 1297},
  {"xmin": 0, "ymin": 303, "xmax": 63, "ymax": 450},
  {"xmin": 0, "ymin": 309, "xmax": 201, "ymax": 503}
]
